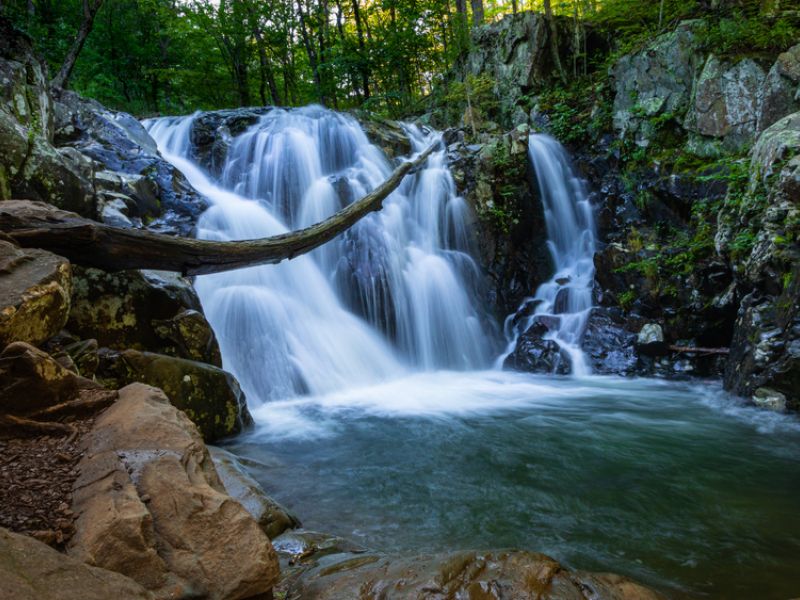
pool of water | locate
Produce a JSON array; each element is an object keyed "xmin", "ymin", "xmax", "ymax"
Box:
[{"xmin": 226, "ymin": 371, "xmax": 800, "ymax": 599}]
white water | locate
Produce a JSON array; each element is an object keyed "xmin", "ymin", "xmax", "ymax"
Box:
[
  {"xmin": 145, "ymin": 107, "xmax": 491, "ymax": 405},
  {"xmin": 499, "ymin": 134, "xmax": 596, "ymax": 375}
]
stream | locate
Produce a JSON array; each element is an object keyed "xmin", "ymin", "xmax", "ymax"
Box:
[{"xmin": 146, "ymin": 107, "xmax": 800, "ymax": 599}]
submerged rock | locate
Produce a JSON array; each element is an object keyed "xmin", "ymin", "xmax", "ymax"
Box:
[
  {"xmin": 282, "ymin": 547, "xmax": 665, "ymax": 600},
  {"xmin": 1, "ymin": 527, "xmax": 152, "ymax": 600},
  {"xmin": 69, "ymin": 383, "xmax": 278, "ymax": 599},
  {"xmin": 0, "ymin": 240, "xmax": 71, "ymax": 347}
]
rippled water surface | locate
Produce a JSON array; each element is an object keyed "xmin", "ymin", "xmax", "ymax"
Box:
[{"xmin": 228, "ymin": 372, "xmax": 800, "ymax": 599}]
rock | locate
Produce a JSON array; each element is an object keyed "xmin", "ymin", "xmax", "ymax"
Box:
[
  {"xmin": 0, "ymin": 341, "xmax": 109, "ymax": 416},
  {"xmin": 209, "ymin": 446, "xmax": 301, "ymax": 539},
  {"xmin": 356, "ymin": 114, "xmax": 412, "ymax": 158},
  {"xmin": 752, "ymin": 387, "xmax": 787, "ymax": 412},
  {"xmin": 97, "ymin": 349, "xmax": 250, "ymax": 442},
  {"xmin": 582, "ymin": 308, "xmax": 638, "ymax": 376},
  {"xmin": 284, "ymin": 548, "xmax": 665, "ymax": 600},
  {"xmin": 187, "ymin": 108, "xmax": 270, "ymax": 177},
  {"xmin": 612, "ymin": 21, "xmax": 703, "ymax": 146},
  {"xmin": 636, "ymin": 323, "xmax": 669, "ymax": 357},
  {"xmin": 0, "ymin": 526, "xmax": 153, "ymax": 600},
  {"xmin": 69, "ymin": 383, "xmax": 279, "ymax": 600},
  {"xmin": 68, "ymin": 267, "xmax": 221, "ymax": 367},
  {"xmin": 0, "ymin": 240, "xmax": 71, "ymax": 347},
  {"xmin": 503, "ymin": 319, "xmax": 571, "ymax": 374},
  {"xmin": 54, "ymin": 90, "xmax": 208, "ymax": 233}
]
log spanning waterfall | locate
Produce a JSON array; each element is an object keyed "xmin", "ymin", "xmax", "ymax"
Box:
[
  {"xmin": 145, "ymin": 107, "xmax": 491, "ymax": 404},
  {"xmin": 500, "ymin": 134, "xmax": 596, "ymax": 375}
]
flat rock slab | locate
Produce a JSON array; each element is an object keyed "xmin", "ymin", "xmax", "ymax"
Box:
[
  {"xmin": 0, "ymin": 240, "xmax": 71, "ymax": 347},
  {"xmin": 0, "ymin": 526, "xmax": 153, "ymax": 600}
]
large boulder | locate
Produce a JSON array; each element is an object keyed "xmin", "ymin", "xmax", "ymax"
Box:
[
  {"xmin": 98, "ymin": 349, "xmax": 249, "ymax": 442},
  {"xmin": 68, "ymin": 267, "xmax": 221, "ymax": 366},
  {"xmin": 0, "ymin": 527, "xmax": 153, "ymax": 600},
  {"xmin": 209, "ymin": 446, "xmax": 301, "ymax": 539},
  {"xmin": 54, "ymin": 90, "xmax": 208, "ymax": 233},
  {"xmin": 69, "ymin": 383, "xmax": 279, "ymax": 600},
  {"xmin": 0, "ymin": 240, "xmax": 71, "ymax": 347}
]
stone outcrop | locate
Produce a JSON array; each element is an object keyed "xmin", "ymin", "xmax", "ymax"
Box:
[
  {"xmin": 98, "ymin": 350, "xmax": 249, "ymax": 441},
  {"xmin": 210, "ymin": 446, "xmax": 301, "ymax": 539},
  {"xmin": 0, "ymin": 240, "xmax": 71, "ymax": 347},
  {"xmin": 0, "ymin": 526, "xmax": 153, "ymax": 600},
  {"xmin": 69, "ymin": 383, "xmax": 279, "ymax": 599},
  {"xmin": 722, "ymin": 112, "xmax": 800, "ymax": 409}
]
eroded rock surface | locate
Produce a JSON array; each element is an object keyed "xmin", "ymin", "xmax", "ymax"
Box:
[{"xmin": 69, "ymin": 383, "xmax": 278, "ymax": 600}]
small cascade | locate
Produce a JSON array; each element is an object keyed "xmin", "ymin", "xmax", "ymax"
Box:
[
  {"xmin": 145, "ymin": 107, "xmax": 492, "ymax": 405},
  {"xmin": 500, "ymin": 134, "xmax": 596, "ymax": 375}
]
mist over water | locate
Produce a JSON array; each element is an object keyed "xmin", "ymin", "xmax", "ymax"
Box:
[{"xmin": 146, "ymin": 108, "xmax": 800, "ymax": 599}]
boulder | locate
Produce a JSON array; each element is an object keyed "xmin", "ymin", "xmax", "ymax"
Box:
[
  {"xmin": 97, "ymin": 349, "xmax": 250, "ymax": 442},
  {"xmin": 68, "ymin": 267, "xmax": 221, "ymax": 367},
  {"xmin": 752, "ymin": 387, "xmax": 787, "ymax": 412},
  {"xmin": 0, "ymin": 341, "xmax": 110, "ymax": 416},
  {"xmin": 187, "ymin": 108, "xmax": 270, "ymax": 177},
  {"xmin": 356, "ymin": 115, "xmax": 412, "ymax": 158},
  {"xmin": 503, "ymin": 318, "xmax": 571, "ymax": 374},
  {"xmin": 582, "ymin": 308, "xmax": 638, "ymax": 376},
  {"xmin": 69, "ymin": 383, "xmax": 279, "ymax": 600},
  {"xmin": 0, "ymin": 240, "xmax": 71, "ymax": 347},
  {"xmin": 284, "ymin": 548, "xmax": 665, "ymax": 600},
  {"xmin": 209, "ymin": 446, "xmax": 301, "ymax": 539},
  {"xmin": 0, "ymin": 526, "xmax": 153, "ymax": 600}
]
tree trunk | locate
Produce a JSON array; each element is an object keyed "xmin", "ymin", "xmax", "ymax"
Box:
[
  {"xmin": 470, "ymin": 0, "xmax": 484, "ymax": 26},
  {"xmin": 52, "ymin": 0, "xmax": 104, "ymax": 89},
  {"xmin": 543, "ymin": 0, "xmax": 567, "ymax": 84},
  {"xmin": 0, "ymin": 145, "xmax": 436, "ymax": 276},
  {"xmin": 351, "ymin": 0, "xmax": 370, "ymax": 99}
]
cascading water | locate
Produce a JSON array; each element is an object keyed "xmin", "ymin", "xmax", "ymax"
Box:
[
  {"xmin": 145, "ymin": 107, "xmax": 492, "ymax": 405},
  {"xmin": 500, "ymin": 133, "xmax": 596, "ymax": 375}
]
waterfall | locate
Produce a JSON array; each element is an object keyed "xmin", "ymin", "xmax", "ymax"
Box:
[
  {"xmin": 500, "ymin": 134, "xmax": 596, "ymax": 375},
  {"xmin": 145, "ymin": 107, "xmax": 492, "ymax": 405}
]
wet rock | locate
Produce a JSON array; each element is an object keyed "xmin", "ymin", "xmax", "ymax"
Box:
[
  {"xmin": 69, "ymin": 383, "xmax": 278, "ymax": 599},
  {"xmin": 68, "ymin": 267, "xmax": 221, "ymax": 366},
  {"xmin": 636, "ymin": 323, "xmax": 669, "ymax": 357},
  {"xmin": 583, "ymin": 308, "xmax": 638, "ymax": 376},
  {"xmin": 0, "ymin": 241, "xmax": 71, "ymax": 347},
  {"xmin": 283, "ymin": 548, "xmax": 665, "ymax": 600},
  {"xmin": 1, "ymin": 526, "xmax": 153, "ymax": 600},
  {"xmin": 752, "ymin": 387, "xmax": 787, "ymax": 412},
  {"xmin": 209, "ymin": 446, "xmax": 301, "ymax": 539},
  {"xmin": 356, "ymin": 115, "xmax": 412, "ymax": 158},
  {"xmin": 97, "ymin": 349, "xmax": 250, "ymax": 442},
  {"xmin": 503, "ymin": 319, "xmax": 570, "ymax": 374},
  {"xmin": 54, "ymin": 90, "xmax": 208, "ymax": 233},
  {"xmin": 188, "ymin": 108, "xmax": 270, "ymax": 177}
]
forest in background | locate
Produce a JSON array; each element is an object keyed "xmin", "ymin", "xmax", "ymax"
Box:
[{"xmin": 3, "ymin": 0, "xmax": 794, "ymax": 118}]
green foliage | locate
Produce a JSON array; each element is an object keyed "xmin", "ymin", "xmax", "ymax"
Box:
[{"xmin": 698, "ymin": 11, "xmax": 800, "ymax": 57}]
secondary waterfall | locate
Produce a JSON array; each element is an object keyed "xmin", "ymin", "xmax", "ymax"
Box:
[
  {"xmin": 501, "ymin": 134, "xmax": 596, "ymax": 375},
  {"xmin": 145, "ymin": 107, "xmax": 492, "ymax": 405}
]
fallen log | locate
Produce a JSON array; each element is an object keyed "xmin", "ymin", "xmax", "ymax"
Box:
[
  {"xmin": 668, "ymin": 345, "xmax": 730, "ymax": 355},
  {"xmin": 0, "ymin": 143, "xmax": 436, "ymax": 276}
]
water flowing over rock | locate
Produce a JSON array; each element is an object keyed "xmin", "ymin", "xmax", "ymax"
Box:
[
  {"xmin": 502, "ymin": 134, "xmax": 596, "ymax": 375},
  {"xmin": 146, "ymin": 106, "xmax": 494, "ymax": 404}
]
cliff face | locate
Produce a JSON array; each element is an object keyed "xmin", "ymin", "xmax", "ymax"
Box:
[{"xmin": 443, "ymin": 12, "xmax": 800, "ymax": 409}]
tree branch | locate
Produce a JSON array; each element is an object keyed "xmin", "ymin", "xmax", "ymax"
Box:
[{"xmin": 0, "ymin": 143, "xmax": 436, "ymax": 276}]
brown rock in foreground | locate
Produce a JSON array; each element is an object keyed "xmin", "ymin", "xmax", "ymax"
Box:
[
  {"xmin": 0, "ymin": 526, "xmax": 153, "ymax": 600},
  {"xmin": 282, "ymin": 548, "xmax": 665, "ymax": 600},
  {"xmin": 0, "ymin": 240, "xmax": 71, "ymax": 347},
  {"xmin": 69, "ymin": 382, "xmax": 279, "ymax": 600}
]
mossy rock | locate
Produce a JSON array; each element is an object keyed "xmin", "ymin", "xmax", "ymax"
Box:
[{"xmin": 98, "ymin": 349, "xmax": 251, "ymax": 442}]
